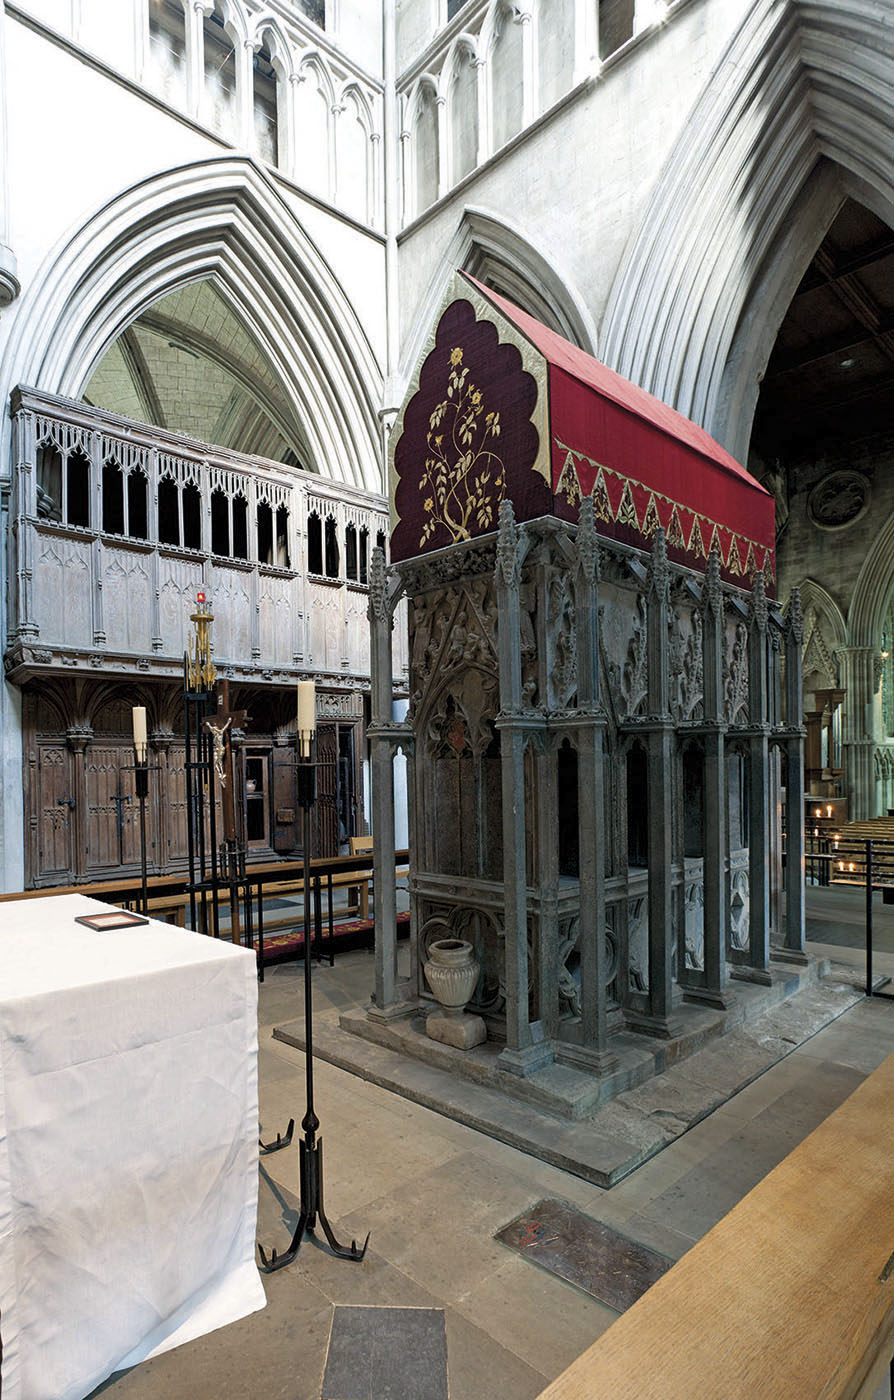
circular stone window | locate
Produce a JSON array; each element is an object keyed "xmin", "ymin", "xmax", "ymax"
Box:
[{"xmin": 808, "ymin": 470, "xmax": 870, "ymax": 531}]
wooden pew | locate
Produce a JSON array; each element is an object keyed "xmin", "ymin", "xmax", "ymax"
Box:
[{"xmin": 538, "ymin": 1054, "xmax": 894, "ymax": 1400}]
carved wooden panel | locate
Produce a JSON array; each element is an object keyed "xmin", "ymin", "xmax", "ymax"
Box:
[
  {"xmin": 35, "ymin": 534, "xmax": 92, "ymax": 647},
  {"xmin": 315, "ymin": 723, "xmax": 339, "ymax": 857},
  {"xmin": 258, "ymin": 575, "xmax": 293, "ymax": 667},
  {"xmin": 84, "ymin": 743, "xmax": 143, "ymax": 875},
  {"xmin": 165, "ymin": 744, "xmax": 190, "ymax": 865},
  {"xmin": 35, "ymin": 743, "xmax": 74, "ymax": 882},
  {"xmin": 345, "ymin": 588, "xmax": 369, "ymax": 675},
  {"xmin": 159, "ymin": 558, "xmax": 204, "ymax": 656},
  {"xmin": 102, "ymin": 548, "xmax": 152, "ymax": 652},
  {"xmin": 209, "ymin": 564, "xmax": 251, "ymax": 663}
]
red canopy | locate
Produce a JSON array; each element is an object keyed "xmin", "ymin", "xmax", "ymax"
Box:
[{"xmin": 390, "ymin": 274, "xmax": 774, "ymax": 591}]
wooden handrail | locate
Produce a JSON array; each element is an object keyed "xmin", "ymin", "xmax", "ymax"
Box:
[
  {"xmin": 0, "ymin": 850, "xmax": 409, "ymax": 907},
  {"xmin": 538, "ymin": 1054, "xmax": 894, "ymax": 1400}
]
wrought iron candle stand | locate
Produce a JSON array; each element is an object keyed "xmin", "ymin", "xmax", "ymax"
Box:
[
  {"xmin": 183, "ymin": 595, "xmax": 220, "ymax": 937},
  {"xmin": 134, "ymin": 751, "xmax": 151, "ymax": 915},
  {"xmin": 127, "ymin": 707, "xmax": 157, "ymax": 915},
  {"xmin": 258, "ymin": 701, "xmax": 369, "ymax": 1271}
]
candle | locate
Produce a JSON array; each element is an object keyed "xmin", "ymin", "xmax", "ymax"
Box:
[
  {"xmin": 814, "ymin": 807, "xmax": 822, "ymax": 818},
  {"xmin": 132, "ymin": 706, "xmax": 148, "ymax": 763},
  {"xmin": 297, "ymin": 681, "xmax": 315, "ymax": 759},
  {"xmin": 826, "ymin": 805, "xmax": 832, "ymax": 817}
]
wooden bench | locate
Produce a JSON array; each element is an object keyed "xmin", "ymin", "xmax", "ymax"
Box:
[{"xmin": 538, "ymin": 1054, "xmax": 894, "ymax": 1400}]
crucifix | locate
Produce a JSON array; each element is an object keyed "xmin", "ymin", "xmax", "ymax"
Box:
[{"xmin": 204, "ymin": 678, "xmax": 249, "ymax": 944}]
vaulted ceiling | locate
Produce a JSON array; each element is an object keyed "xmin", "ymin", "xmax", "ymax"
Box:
[{"xmin": 83, "ymin": 281, "xmax": 306, "ymax": 465}]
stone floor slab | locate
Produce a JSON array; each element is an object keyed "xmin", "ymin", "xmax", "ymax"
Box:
[
  {"xmin": 495, "ymin": 1198, "xmax": 672, "ymax": 1312},
  {"xmin": 321, "ymin": 1306, "xmax": 447, "ymax": 1400}
]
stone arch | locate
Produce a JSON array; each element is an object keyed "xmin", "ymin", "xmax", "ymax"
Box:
[
  {"xmin": 297, "ymin": 49, "xmax": 335, "ymax": 108},
  {"xmin": 794, "ymin": 579, "xmax": 846, "ymax": 690},
  {"xmin": 398, "ymin": 205, "xmax": 597, "ymax": 388},
  {"xmin": 600, "ymin": 0, "xmax": 894, "ymax": 463},
  {"xmin": 248, "ymin": 13, "xmax": 295, "ymax": 76},
  {"xmin": 848, "ymin": 512, "xmax": 894, "ymax": 650},
  {"xmin": 0, "ymin": 157, "xmax": 382, "ymax": 491}
]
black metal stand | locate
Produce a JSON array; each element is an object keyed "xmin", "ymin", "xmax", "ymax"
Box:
[
  {"xmin": 184, "ymin": 656, "xmax": 220, "ymax": 937},
  {"xmin": 135, "ymin": 757, "xmax": 149, "ymax": 915},
  {"xmin": 258, "ymin": 749, "xmax": 368, "ymax": 1271}
]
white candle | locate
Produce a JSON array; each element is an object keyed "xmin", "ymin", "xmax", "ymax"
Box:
[
  {"xmin": 826, "ymin": 805, "xmax": 832, "ymax": 817},
  {"xmin": 297, "ymin": 681, "xmax": 315, "ymax": 758},
  {"xmin": 132, "ymin": 706, "xmax": 147, "ymax": 762}
]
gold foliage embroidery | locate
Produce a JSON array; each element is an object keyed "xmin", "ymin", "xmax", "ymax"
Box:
[{"xmin": 418, "ymin": 347, "xmax": 506, "ymax": 547}]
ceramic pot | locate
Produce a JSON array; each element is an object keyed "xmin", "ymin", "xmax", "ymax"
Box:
[{"xmin": 423, "ymin": 938, "xmax": 479, "ymax": 1017}]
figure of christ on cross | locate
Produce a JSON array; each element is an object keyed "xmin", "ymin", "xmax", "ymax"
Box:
[{"xmin": 204, "ymin": 679, "xmax": 250, "ymax": 944}]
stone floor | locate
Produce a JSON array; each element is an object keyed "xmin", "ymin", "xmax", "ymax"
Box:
[{"xmin": 91, "ymin": 887, "xmax": 894, "ymax": 1400}]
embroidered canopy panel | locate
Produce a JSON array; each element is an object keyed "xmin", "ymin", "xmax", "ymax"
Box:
[{"xmin": 390, "ymin": 273, "xmax": 775, "ymax": 592}]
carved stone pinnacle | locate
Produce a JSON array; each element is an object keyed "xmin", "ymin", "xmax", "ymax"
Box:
[
  {"xmin": 750, "ymin": 569, "xmax": 768, "ymax": 633},
  {"xmin": 495, "ymin": 498, "xmax": 520, "ymax": 588},
  {"xmin": 576, "ymin": 494, "xmax": 600, "ymax": 583},
  {"xmin": 648, "ymin": 527, "xmax": 669, "ymax": 602},
  {"xmin": 368, "ymin": 546, "xmax": 389, "ymax": 624},
  {"xmin": 704, "ymin": 548, "xmax": 723, "ymax": 618},
  {"xmin": 787, "ymin": 585, "xmax": 804, "ymax": 645}
]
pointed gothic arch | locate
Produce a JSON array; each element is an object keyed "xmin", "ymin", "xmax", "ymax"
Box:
[
  {"xmin": 0, "ymin": 157, "xmax": 382, "ymax": 491},
  {"xmin": 398, "ymin": 205, "xmax": 597, "ymax": 387},
  {"xmin": 848, "ymin": 512, "xmax": 894, "ymax": 650},
  {"xmin": 600, "ymin": 0, "xmax": 894, "ymax": 463}
]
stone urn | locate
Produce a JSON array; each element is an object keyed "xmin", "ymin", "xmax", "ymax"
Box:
[{"xmin": 423, "ymin": 938, "xmax": 486, "ymax": 1051}]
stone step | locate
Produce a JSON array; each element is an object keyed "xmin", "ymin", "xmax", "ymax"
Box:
[{"xmin": 273, "ymin": 962, "xmax": 869, "ymax": 1188}]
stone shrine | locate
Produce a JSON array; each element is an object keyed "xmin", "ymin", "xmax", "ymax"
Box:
[{"xmin": 364, "ymin": 274, "xmax": 807, "ymax": 1101}]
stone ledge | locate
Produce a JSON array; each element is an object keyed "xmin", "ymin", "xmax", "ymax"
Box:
[{"xmin": 273, "ymin": 961, "xmax": 867, "ymax": 1188}]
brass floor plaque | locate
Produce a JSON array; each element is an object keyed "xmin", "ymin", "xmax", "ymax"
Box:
[{"xmin": 496, "ymin": 1198, "xmax": 672, "ymax": 1312}]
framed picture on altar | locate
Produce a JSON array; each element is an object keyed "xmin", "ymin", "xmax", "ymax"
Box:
[{"xmin": 74, "ymin": 910, "xmax": 149, "ymax": 931}]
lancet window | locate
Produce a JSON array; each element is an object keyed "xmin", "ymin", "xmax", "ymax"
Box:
[
  {"xmin": 204, "ymin": 6, "xmax": 238, "ymax": 141},
  {"xmin": 345, "ymin": 523, "xmax": 358, "ymax": 581},
  {"xmin": 414, "ymin": 81, "xmax": 440, "ymax": 214},
  {"xmin": 147, "ymin": 0, "xmax": 187, "ymax": 105},
  {"xmin": 307, "ymin": 510, "xmax": 323, "ymax": 574},
  {"xmin": 490, "ymin": 4, "xmax": 524, "ymax": 150},
  {"xmin": 450, "ymin": 44, "xmax": 478, "ymax": 184},
  {"xmin": 253, "ymin": 43, "xmax": 279, "ymax": 165},
  {"xmin": 324, "ymin": 515, "xmax": 340, "ymax": 578}
]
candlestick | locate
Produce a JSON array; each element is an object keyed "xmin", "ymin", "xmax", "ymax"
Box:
[
  {"xmin": 132, "ymin": 706, "xmax": 148, "ymax": 763},
  {"xmin": 297, "ymin": 680, "xmax": 316, "ymax": 760}
]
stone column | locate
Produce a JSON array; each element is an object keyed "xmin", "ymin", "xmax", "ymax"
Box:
[
  {"xmin": 777, "ymin": 587, "xmax": 807, "ymax": 959},
  {"xmin": 186, "ymin": 1, "xmax": 207, "ymax": 121},
  {"xmin": 686, "ymin": 549, "xmax": 729, "ymax": 1007},
  {"xmin": 573, "ymin": 497, "xmax": 614, "ymax": 1064},
  {"xmin": 436, "ymin": 94, "xmax": 448, "ymax": 198},
  {"xmin": 238, "ymin": 39, "xmax": 256, "ymax": 151},
  {"xmin": 366, "ymin": 547, "xmax": 408, "ymax": 1021},
  {"xmin": 494, "ymin": 502, "xmax": 550, "ymax": 1075},
  {"xmin": 474, "ymin": 58, "xmax": 489, "ymax": 165},
  {"xmin": 0, "ymin": 0, "xmax": 20, "ymax": 315},
  {"xmin": 839, "ymin": 646, "xmax": 877, "ymax": 820},
  {"xmin": 632, "ymin": 530, "xmax": 680, "ymax": 1036},
  {"xmin": 519, "ymin": 9, "xmax": 535, "ymax": 127},
  {"xmin": 10, "ymin": 401, "xmax": 37, "ymax": 642},
  {"xmin": 734, "ymin": 573, "xmax": 772, "ymax": 984}
]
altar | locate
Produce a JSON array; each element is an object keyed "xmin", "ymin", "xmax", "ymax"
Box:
[{"xmin": 0, "ymin": 894, "xmax": 265, "ymax": 1400}]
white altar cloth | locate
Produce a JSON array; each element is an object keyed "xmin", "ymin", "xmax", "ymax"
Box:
[{"xmin": 0, "ymin": 894, "xmax": 265, "ymax": 1400}]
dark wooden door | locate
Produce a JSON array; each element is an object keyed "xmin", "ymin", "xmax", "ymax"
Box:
[
  {"xmin": 35, "ymin": 741, "xmax": 75, "ymax": 884},
  {"xmin": 315, "ymin": 723, "xmax": 339, "ymax": 857},
  {"xmin": 84, "ymin": 741, "xmax": 149, "ymax": 877}
]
